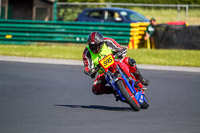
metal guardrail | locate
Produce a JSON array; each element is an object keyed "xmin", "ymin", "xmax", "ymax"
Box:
[
  {"xmin": 0, "ymin": 20, "xmax": 131, "ymax": 45},
  {"xmin": 0, "ymin": 20, "xmax": 150, "ymax": 49}
]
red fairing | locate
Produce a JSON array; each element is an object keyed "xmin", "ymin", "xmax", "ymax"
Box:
[
  {"xmin": 118, "ymin": 60, "xmax": 131, "ymax": 77},
  {"xmin": 108, "ymin": 64, "xmax": 117, "ymax": 74},
  {"xmin": 138, "ymin": 82, "xmax": 143, "ymax": 88}
]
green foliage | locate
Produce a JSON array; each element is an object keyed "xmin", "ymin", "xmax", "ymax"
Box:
[{"xmin": 57, "ymin": 6, "xmax": 83, "ymax": 21}]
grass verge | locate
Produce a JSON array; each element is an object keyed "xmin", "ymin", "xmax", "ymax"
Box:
[{"xmin": 0, "ymin": 45, "xmax": 200, "ymax": 67}]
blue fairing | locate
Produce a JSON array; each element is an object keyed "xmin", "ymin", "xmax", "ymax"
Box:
[{"xmin": 135, "ymin": 91, "xmax": 144, "ymax": 105}]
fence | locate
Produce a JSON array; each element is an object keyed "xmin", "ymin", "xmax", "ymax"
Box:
[
  {"xmin": 0, "ymin": 20, "xmax": 150, "ymax": 49},
  {"xmin": 0, "ymin": 19, "xmax": 131, "ymax": 45},
  {"xmin": 57, "ymin": 2, "xmax": 200, "ymax": 25}
]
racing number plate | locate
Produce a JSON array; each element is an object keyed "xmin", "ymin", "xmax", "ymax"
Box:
[{"xmin": 99, "ymin": 54, "xmax": 115, "ymax": 69}]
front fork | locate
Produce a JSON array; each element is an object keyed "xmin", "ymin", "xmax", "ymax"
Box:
[{"xmin": 105, "ymin": 73, "xmax": 125, "ymax": 101}]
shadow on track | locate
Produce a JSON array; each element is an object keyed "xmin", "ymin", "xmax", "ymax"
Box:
[{"xmin": 55, "ymin": 105, "xmax": 133, "ymax": 112}]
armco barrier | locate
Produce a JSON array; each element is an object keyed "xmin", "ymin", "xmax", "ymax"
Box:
[
  {"xmin": 0, "ymin": 20, "xmax": 149, "ymax": 49},
  {"xmin": 129, "ymin": 22, "xmax": 149, "ymax": 49},
  {"xmin": 0, "ymin": 20, "xmax": 131, "ymax": 45}
]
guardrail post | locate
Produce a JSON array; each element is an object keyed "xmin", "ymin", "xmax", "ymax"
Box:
[
  {"xmin": 177, "ymin": 4, "xmax": 180, "ymax": 21},
  {"xmin": 0, "ymin": 0, "xmax": 1, "ymax": 19},
  {"xmin": 53, "ymin": 0, "xmax": 57, "ymax": 21},
  {"xmin": 106, "ymin": 3, "xmax": 111, "ymax": 8},
  {"xmin": 186, "ymin": 5, "xmax": 188, "ymax": 22}
]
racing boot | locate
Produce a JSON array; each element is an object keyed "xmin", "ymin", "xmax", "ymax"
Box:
[
  {"xmin": 113, "ymin": 91, "xmax": 129, "ymax": 103},
  {"xmin": 133, "ymin": 68, "xmax": 149, "ymax": 86},
  {"xmin": 113, "ymin": 92, "xmax": 121, "ymax": 101},
  {"xmin": 127, "ymin": 58, "xmax": 149, "ymax": 86}
]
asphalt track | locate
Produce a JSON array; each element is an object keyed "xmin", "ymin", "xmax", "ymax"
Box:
[{"xmin": 0, "ymin": 60, "xmax": 200, "ymax": 133}]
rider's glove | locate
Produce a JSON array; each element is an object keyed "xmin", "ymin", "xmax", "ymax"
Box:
[
  {"xmin": 90, "ymin": 72, "xmax": 96, "ymax": 79},
  {"xmin": 88, "ymin": 68, "xmax": 96, "ymax": 79},
  {"xmin": 89, "ymin": 64, "xmax": 101, "ymax": 79},
  {"xmin": 114, "ymin": 47, "xmax": 127, "ymax": 59},
  {"xmin": 114, "ymin": 52, "xmax": 123, "ymax": 59}
]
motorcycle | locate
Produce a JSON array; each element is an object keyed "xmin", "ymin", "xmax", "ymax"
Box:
[{"xmin": 96, "ymin": 54, "xmax": 149, "ymax": 111}]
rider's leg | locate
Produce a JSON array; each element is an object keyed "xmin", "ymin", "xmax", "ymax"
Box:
[
  {"xmin": 92, "ymin": 73, "xmax": 114, "ymax": 95},
  {"xmin": 122, "ymin": 57, "xmax": 149, "ymax": 86}
]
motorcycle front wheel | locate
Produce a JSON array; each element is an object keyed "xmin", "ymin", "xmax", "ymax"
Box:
[{"xmin": 116, "ymin": 79, "xmax": 140, "ymax": 111}]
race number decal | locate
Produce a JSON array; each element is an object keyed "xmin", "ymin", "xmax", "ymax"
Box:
[{"xmin": 99, "ymin": 54, "xmax": 114, "ymax": 69}]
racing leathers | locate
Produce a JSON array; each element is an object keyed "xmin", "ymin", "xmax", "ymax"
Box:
[{"xmin": 82, "ymin": 37, "xmax": 149, "ymax": 95}]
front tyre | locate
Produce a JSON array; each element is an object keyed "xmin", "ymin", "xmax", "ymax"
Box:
[{"xmin": 116, "ymin": 80, "xmax": 140, "ymax": 111}]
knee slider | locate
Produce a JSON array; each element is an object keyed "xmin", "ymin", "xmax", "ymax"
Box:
[
  {"xmin": 92, "ymin": 90, "xmax": 101, "ymax": 95},
  {"xmin": 92, "ymin": 85, "xmax": 101, "ymax": 95}
]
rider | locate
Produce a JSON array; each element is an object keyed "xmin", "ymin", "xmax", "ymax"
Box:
[{"xmin": 83, "ymin": 32, "xmax": 149, "ymax": 96}]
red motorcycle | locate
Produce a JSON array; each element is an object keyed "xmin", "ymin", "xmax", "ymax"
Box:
[{"xmin": 97, "ymin": 54, "xmax": 149, "ymax": 111}]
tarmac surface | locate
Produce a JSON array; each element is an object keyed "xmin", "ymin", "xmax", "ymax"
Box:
[
  {"xmin": 0, "ymin": 59, "xmax": 200, "ymax": 133},
  {"xmin": 0, "ymin": 55, "xmax": 200, "ymax": 73}
]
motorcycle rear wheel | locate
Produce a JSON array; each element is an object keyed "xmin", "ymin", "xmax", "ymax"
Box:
[{"xmin": 116, "ymin": 79, "xmax": 140, "ymax": 111}]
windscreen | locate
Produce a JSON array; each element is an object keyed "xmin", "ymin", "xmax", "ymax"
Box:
[{"xmin": 120, "ymin": 11, "xmax": 149, "ymax": 22}]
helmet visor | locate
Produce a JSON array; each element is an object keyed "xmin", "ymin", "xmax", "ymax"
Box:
[{"xmin": 89, "ymin": 42, "xmax": 100, "ymax": 54}]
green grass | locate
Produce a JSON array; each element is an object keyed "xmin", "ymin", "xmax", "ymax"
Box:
[
  {"xmin": 0, "ymin": 45, "xmax": 200, "ymax": 67},
  {"xmin": 0, "ymin": 45, "xmax": 85, "ymax": 60},
  {"xmin": 127, "ymin": 49, "xmax": 200, "ymax": 67}
]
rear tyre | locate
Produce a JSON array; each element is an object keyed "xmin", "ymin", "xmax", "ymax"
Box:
[
  {"xmin": 141, "ymin": 94, "xmax": 149, "ymax": 109},
  {"xmin": 116, "ymin": 80, "xmax": 140, "ymax": 111}
]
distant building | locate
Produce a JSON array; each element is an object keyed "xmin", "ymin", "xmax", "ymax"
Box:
[{"xmin": 1, "ymin": 0, "xmax": 55, "ymax": 21}]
